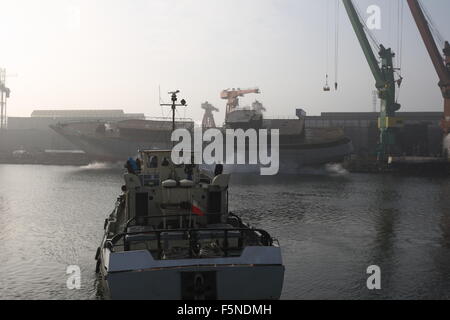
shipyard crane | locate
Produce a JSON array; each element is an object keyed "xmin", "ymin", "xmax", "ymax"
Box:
[
  {"xmin": 342, "ymin": 0, "xmax": 402, "ymax": 161},
  {"xmin": 406, "ymin": 0, "xmax": 450, "ymax": 159},
  {"xmin": 0, "ymin": 69, "xmax": 11, "ymax": 129},
  {"xmin": 220, "ymin": 88, "xmax": 260, "ymax": 114},
  {"xmin": 201, "ymin": 101, "xmax": 219, "ymax": 128}
]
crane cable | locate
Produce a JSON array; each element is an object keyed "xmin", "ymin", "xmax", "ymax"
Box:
[
  {"xmin": 388, "ymin": 0, "xmax": 393, "ymax": 50},
  {"xmin": 395, "ymin": 0, "xmax": 404, "ymax": 72},
  {"xmin": 395, "ymin": 0, "xmax": 404, "ymax": 102},
  {"xmin": 396, "ymin": 0, "xmax": 404, "ymax": 71},
  {"xmin": 353, "ymin": 1, "xmax": 381, "ymax": 52},
  {"xmin": 324, "ymin": 0, "xmax": 330, "ymax": 91},
  {"xmin": 418, "ymin": 0, "xmax": 445, "ymax": 49},
  {"xmin": 334, "ymin": 0, "xmax": 340, "ymax": 90}
]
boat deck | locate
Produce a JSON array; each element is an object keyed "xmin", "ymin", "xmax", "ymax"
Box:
[{"xmin": 106, "ymin": 223, "xmax": 275, "ymax": 260}]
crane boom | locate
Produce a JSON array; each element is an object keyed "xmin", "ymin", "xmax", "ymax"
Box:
[
  {"xmin": 407, "ymin": 0, "xmax": 450, "ymax": 87},
  {"xmin": 220, "ymin": 88, "xmax": 260, "ymax": 100},
  {"xmin": 406, "ymin": 0, "xmax": 450, "ymax": 139},
  {"xmin": 342, "ymin": 0, "xmax": 401, "ymax": 161},
  {"xmin": 341, "ymin": 0, "xmax": 383, "ymax": 87}
]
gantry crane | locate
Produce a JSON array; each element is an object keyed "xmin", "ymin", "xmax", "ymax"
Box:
[
  {"xmin": 201, "ymin": 101, "xmax": 219, "ymax": 129},
  {"xmin": 220, "ymin": 88, "xmax": 260, "ymax": 114},
  {"xmin": 342, "ymin": 0, "xmax": 402, "ymax": 161},
  {"xmin": 406, "ymin": 0, "xmax": 450, "ymax": 159}
]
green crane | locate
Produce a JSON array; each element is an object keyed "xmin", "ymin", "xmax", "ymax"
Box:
[{"xmin": 342, "ymin": 0, "xmax": 402, "ymax": 161}]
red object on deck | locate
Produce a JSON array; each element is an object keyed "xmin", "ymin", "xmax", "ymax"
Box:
[{"xmin": 192, "ymin": 204, "xmax": 205, "ymax": 216}]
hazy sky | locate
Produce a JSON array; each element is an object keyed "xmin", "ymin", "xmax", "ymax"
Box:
[{"xmin": 0, "ymin": 0, "xmax": 449, "ymax": 124}]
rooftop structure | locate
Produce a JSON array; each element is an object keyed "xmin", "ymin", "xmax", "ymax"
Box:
[{"xmin": 30, "ymin": 109, "xmax": 144, "ymax": 119}]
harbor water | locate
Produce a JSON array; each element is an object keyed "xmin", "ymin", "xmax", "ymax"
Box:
[{"xmin": 0, "ymin": 163, "xmax": 449, "ymax": 299}]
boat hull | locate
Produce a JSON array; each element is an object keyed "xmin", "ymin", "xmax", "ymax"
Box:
[
  {"xmin": 98, "ymin": 247, "xmax": 284, "ymax": 300},
  {"xmin": 222, "ymin": 137, "xmax": 353, "ymax": 174},
  {"xmin": 103, "ymin": 265, "xmax": 284, "ymax": 300}
]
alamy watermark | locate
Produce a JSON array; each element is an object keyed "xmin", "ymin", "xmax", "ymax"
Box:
[
  {"xmin": 366, "ymin": 265, "xmax": 381, "ymax": 290},
  {"xmin": 171, "ymin": 128, "xmax": 280, "ymax": 176},
  {"xmin": 66, "ymin": 5, "xmax": 81, "ymax": 32},
  {"xmin": 66, "ymin": 265, "xmax": 81, "ymax": 290},
  {"xmin": 366, "ymin": 5, "xmax": 381, "ymax": 30}
]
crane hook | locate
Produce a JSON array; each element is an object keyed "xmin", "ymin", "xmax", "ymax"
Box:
[{"xmin": 323, "ymin": 74, "xmax": 331, "ymax": 92}]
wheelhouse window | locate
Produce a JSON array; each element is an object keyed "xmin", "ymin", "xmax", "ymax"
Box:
[{"xmin": 147, "ymin": 155, "xmax": 158, "ymax": 168}]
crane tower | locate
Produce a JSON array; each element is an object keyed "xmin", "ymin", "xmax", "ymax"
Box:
[
  {"xmin": 0, "ymin": 69, "xmax": 11, "ymax": 129},
  {"xmin": 201, "ymin": 102, "xmax": 219, "ymax": 129}
]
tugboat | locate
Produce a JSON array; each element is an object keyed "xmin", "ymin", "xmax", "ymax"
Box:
[{"xmin": 95, "ymin": 91, "xmax": 284, "ymax": 300}]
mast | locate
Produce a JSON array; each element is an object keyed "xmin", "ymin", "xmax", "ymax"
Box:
[
  {"xmin": 342, "ymin": 0, "xmax": 401, "ymax": 161},
  {"xmin": 160, "ymin": 90, "xmax": 187, "ymax": 146}
]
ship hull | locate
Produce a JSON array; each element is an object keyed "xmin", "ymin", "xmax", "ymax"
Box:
[
  {"xmin": 51, "ymin": 124, "xmax": 353, "ymax": 170},
  {"xmin": 223, "ymin": 137, "xmax": 353, "ymax": 174},
  {"xmin": 98, "ymin": 247, "xmax": 284, "ymax": 300},
  {"xmin": 51, "ymin": 123, "xmax": 172, "ymax": 161}
]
